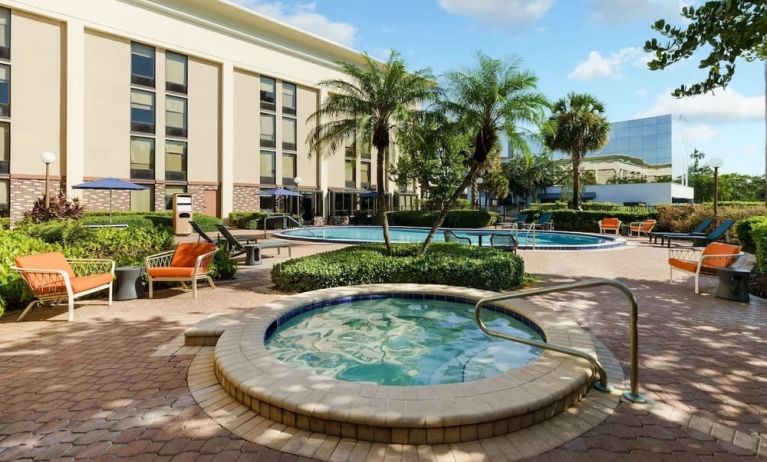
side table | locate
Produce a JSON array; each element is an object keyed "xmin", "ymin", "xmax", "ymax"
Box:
[
  {"xmin": 113, "ymin": 266, "xmax": 146, "ymax": 300},
  {"xmin": 714, "ymin": 268, "xmax": 750, "ymax": 303}
]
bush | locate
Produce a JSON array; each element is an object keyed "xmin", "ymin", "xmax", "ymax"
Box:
[
  {"xmin": 387, "ymin": 210, "xmax": 497, "ymax": 228},
  {"xmin": 736, "ymin": 216, "xmax": 767, "ymax": 253},
  {"xmin": 272, "ymin": 244, "xmax": 525, "ymax": 293},
  {"xmin": 64, "ymin": 227, "xmax": 175, "ymax": 267},
  {"xmin": 0, "ymin": 217, "xmax": 9, "ymax": 230},
  {"xmin": 23, "ymin": 191, "xmax": 85, "ymax": 223},
  {"xmin": 0, "ymin": 229, "xmax": 57, "ymax": 314},
  {"xmin": 209, "ymin": 248, "xmax": 238, "ymax": 280},
  {"xmin": 522, "ymin": 209, "xmax": 655, "ymax": 232},
  {"xmin": 228, "ymin": 211, "xmax": 290, "ymax": 229},
  {"xmin": 655, "ymin": 204, "xmax": 767, "ymax": 243},
  {"xmin": 191, "ymin": 213, "xmax": 222, "ymax": 232},
  {"xmin": 81, "ymin": 211, "xmax": 221, "ymax": 232}
]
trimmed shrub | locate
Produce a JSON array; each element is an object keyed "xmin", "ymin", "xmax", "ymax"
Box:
[
  {"xmin": 228, "ymin": 211, "xmax": 291, "ymax": 229},
  {"xmin": 210, "ymin": 248, "xmax": 238, "ymax": 280},
  {"xmin": 387, "ymin": 210, "xmax": 497, "ymax": 228},
  {"xmin": 81, "ymin": 211, "xmax": 221, "ymax": 232},
  {"xmin": 522, "ymin": 209, "xmax": 655, "ymax": 233},
  {"xmin": 736, "ymin": 216, "xmax": 767, "ymax": 253},
  {"xmin": 272, "ymin": 244, "xmax": 524, "ymax": 293},
  {"xmin": 0, "ymin": 217, "xmax": 9, "ymax": 230},
  {"xmin": 0, "ymin": 229, "xmax": 57, "ymax": 314},
  {"xmin": 64, "ymin": 227, "xmax": 175, "ymax": 266},
  {"xmin": 655, "ymin": 204, "xmax": 767, "ymax": 242},
  {"xmin": 191, "ymin": 213, "xmax": 222, "ymax": 232}
]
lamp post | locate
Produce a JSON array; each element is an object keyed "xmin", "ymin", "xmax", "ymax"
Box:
[
  {"xmin": 40, "ymin": 152, "xmax": 57, "ymax": 208},
  {"xmin": 294, "ymin": 176, "xmax": 302, "ymax": 221},
  {"xmin": 710, "ymin": 157, "xmax": 723, "ymax": 216},
  {"xmin": 475, "ymin": 176, "xmax": 484, "ymax": 210}
]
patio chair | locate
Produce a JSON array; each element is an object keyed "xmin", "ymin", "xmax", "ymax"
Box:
[
  {"xmin": 627, "ymin": 219, "xmax": 657, "ymax": 237},
  {"xmin": 598, "ymin": 217, "xmax": 622, "ymax": 234},
  {"xmin": 649, "ymin": 217, "xmax": 713, "ymax": 245},
  {"xmin": 145, "ymin": 243, "xmax": 217, "ymax": 299},
  {"xmin": 665, "ymin": 219, "xmax": 735, "ymax": 248},
  {"xmin": 190, "ymin": 220, "xmax": 217, "ymax": 244},
  {"xmin": 12, "ymin": 252, "xmax": 115, "ymax": 322},
  {"xmin": 515, "ymin": 212, "xmax": 529, "ymax": 228},
  {"xmin": 444, "ymin": 229, "xmax": 471, "ymax": 245},
  {"xmin": 668, "ymin": 242, "xmax": 744, "ymax": 293},
  {"xmin": 216, "ymin": 224, "xmax": 257, "ymax": 257},
  {"xmin": 490, "ymin": 233, "xmax": 518, "ymax": 254}
]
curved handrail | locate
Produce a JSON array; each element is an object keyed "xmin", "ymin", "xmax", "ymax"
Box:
[
  {"xmin": 263, "ymin": 214, "xmax": 303, "ymax": 238},
  {"xmin": 474, "ymin": 278, "xmax": 646, "ymax": 403}
]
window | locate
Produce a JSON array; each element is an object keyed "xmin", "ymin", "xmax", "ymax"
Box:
[
  {"xmin": 130, "ymin": 136, "xmax": 154, "ymax": 179},
  {"xmin": 260, "ymin": 77, "xmax": 275, "ymax": 111},
  {"xmin": 165, "ymin": 51, "xmax": 187, "ymax": 94},
  {"xmin": 130, "ymin": 185, "xmax": 154, "ymax": 212},
  {"xmin": 131, "ymin": 42, "xmax": 155, "ymax": 87},
  {"xmin": 361, "ymin": 161, "xmax": 371, "ymax": 189},
  {"xmin": 361, "ymin": 151, "xmax": 371, "ymax": 160},
  {"xmin": 260, "ymin": 196, "xmax": 275, "ymax": 212},
  {"xmin": 345, "ymin": 159, "xmax": 356, "ymax": 188},
  {"xmin": 165, "ymin": 140, "xmax": 187, "ymax": 181},
  {"xmin": 166, "ymin": 96, "xmax": 187, "ymax": 137},
  {"xmin": 130, "ymin": 90, "xmax": 155, "ymax": 133},
  {"xmin": 0, "ymin": 178, "xmax": 8, "ymax": 217},
  {"xmin": 282, "ymin": 117, "xmax": 296, "ymax": 151},
  {"xmin": 0, "ymin": 122, "xmax": 8, "ymax": 174},
  {"xmin": 282, "ymin": 82, "xmax": 296, "ymax": 115},
  {"xmin": 282, "ymin": 153, "xmax": 296, "ymax": 185},
  {"xmin": 164, "ymin": 184, "xmax": 186, "ymax": 210},
  {"xmin": 345, "ymin": 130, "xmax": 356, "ymax": 157},
  {"xmin": 0, "ymin": 64, "xmax": 9, "ymax": 117},
  {"xmin": 260, "ymin": 113, "xmax": 275, "ymax": 148},
  {"xmin": 0, "ymin": 9, "xmax": 9, "ymax": 60},
  {"xmin": 260, "ymin": 150, "xmax": 275, "ymax": 184}
]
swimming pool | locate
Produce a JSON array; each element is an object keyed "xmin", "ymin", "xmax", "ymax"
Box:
[
  {"xmin": 276, "ymin": 225, "xmax": 624, "ymax": 249},
  {"xmin": 265, "ymin": 295, "xmax": 543, "ymax": 386}
]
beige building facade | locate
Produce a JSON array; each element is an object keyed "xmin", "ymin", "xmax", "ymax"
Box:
[{"xmin": 0, "ymin": 0, "xmax": 412, "ymax": 222}]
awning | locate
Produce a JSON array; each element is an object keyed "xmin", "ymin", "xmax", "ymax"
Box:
[{"xmin": 328, "ymin": 187, "xmax": 370, "ymax": 194}]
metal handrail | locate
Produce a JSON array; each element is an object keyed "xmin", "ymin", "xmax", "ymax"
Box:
[
  {"xmin": 474, "ymin": 278, "xmax": 646, "ymax": 403},
  {"xmin": 263, "ymin": 214, "xmax": 303, "ymax": 238}
]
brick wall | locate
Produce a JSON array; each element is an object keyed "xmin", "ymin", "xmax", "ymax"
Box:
[
  {"xmin": 154, "ymin": 183, "xmax": 167, "ymax": 212},
  {"xmin": 9, "ymin": 178, "xmax": 63, "ymax": 223},
  {"xmin": 188, "ymin": 183, "xmax": 219, "ymax": 216},
  {"xmin": 80, "ymin": 189, "xmax": 131, "ymax": 213},
  {"xmin": 233, "ymin": 185, "xmax": 260, "ymax": 212}
]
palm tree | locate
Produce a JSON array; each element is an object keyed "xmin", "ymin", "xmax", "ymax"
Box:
[
  {"xmin": 417, "ymin": 53, "xmax": 549, "ymax": 255},
  {"xmin": 308, "ymin": 51, "xmax": 436, "ymax": 255},
  {"xmin": 545, "ymin": 93, "xmax": 610, "ymax": 210}
]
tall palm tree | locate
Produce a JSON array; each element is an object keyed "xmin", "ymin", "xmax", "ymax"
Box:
[
  {"xmin": 545, "ymin": 93, "xmax": 610, "ymax": 210},
  {"xmin": 417, "ymin": 53, "xmax": 549, "ymax": 255},
  {"xmin": 308, "ymin": 51, "xmax": 436, "ymax": 255}
]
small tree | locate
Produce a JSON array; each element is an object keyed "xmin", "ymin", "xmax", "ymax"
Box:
[
  {"xmin": 504, "ymin": 152, "xmax": 565, "ymax": 205},
  {"xmin": 477, "ymin": 149, "xmax": 509, "ymax": 208},
  {"xmin": 23, "ymin": 191, "xmax": 85, "ymax": 224},
  {"xmin": 545, "ymin": 93, "xmax": 610, "ymax": 210}
]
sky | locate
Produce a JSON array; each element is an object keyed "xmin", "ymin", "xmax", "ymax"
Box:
[{"xmin": 230, "ymin": 0, "xmax": 765, "ymax": 175}]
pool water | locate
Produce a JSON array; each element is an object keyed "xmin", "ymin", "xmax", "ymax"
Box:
[
  {"xmin": 265, "ymin": 297, "xmax": 544, "ymax": 386},
  {"xmin": 277, "ymin": 226, "xmax": 621, "ymax": 249}
]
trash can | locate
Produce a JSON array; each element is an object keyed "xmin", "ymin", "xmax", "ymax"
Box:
[{"xmin": 172, "ymin": 193, "xmax": 193, "ymax": 236}]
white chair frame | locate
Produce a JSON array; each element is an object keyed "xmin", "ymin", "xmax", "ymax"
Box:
[
  {"xmin": 668, "ymin": 248, "xmax": 745, "ymax": 294},
  {"xmin": 12, "ymin": 259, "xmax": 115, "ymax": 322},
  {"xmin": 145, "ymin": 248, "xmax": 218, "ymax": 299},
  {"xmin": 598, "ymin": 220, "xmax": 622, "ymax": 235}
]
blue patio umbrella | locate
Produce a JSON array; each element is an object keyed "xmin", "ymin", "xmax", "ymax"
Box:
[
  {"xmin": 72, "ymin": 177, "xmax": 145, "ymax": 221},
  {"xmin": 258, "ymin": 187, "xmax": 301, "ymax": 197}
]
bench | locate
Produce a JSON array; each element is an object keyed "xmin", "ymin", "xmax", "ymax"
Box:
[{"xmin": 243, "ymin": 240, "xmax": 293, "ymax": 266}]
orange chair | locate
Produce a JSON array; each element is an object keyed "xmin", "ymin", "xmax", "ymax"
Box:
[
  {"xmin": 668, "ymin": 242, "xmax": 744, "ymax": 293},
  {"xmin": 598, "ymin": 218, "xmax": 622, "ymax": 234},
  {"xmin": 628, "ymin": 219, "xmax": 657, "ymax": 237},
  {"xmin": 145, "ymin": 243, "xmax": 217, "ymax": 299},
  {"xmin": 12, "ymin": 252, "xmax": 115, "ymax": 322}
]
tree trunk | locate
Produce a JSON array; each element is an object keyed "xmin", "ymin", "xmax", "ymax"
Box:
[
  {"xmin": 572, "ymin": 154, "xmax": 582, "ymax": 210},
  {"xmin": 470, "ymin": 179, "xmax": 478, "ymax": 208},
  {"xmin": 377, "ymin": 145, "xmax": 393, "ymax": 255},
  {"xmin": 764, "ymin": 60, "xmax": 766, "ymax": 204},
  {"xmin": 418, "ymin": 161, "xmax": 481, "ymax": 256}
]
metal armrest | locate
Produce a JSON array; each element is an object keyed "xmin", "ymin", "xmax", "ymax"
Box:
[
  {"xmin": 11, "ymin": 266, "xmax": 74, "ymax": 296},
  {"xmin": 668, "ymin": 248, "xmax": 701, "ymax": 261},
  {"xmin": 193, "ymin": 249, "xmax": 218, "ymax": 277}
]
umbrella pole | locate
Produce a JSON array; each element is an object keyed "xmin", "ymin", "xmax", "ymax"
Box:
[{"xmin": 109, "ymin": 189, "xmax": 113, "ymax": 223}]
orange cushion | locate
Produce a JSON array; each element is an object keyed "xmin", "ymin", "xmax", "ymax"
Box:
[
  {"xmin": 15, "ymin": 252, "xmax": 76, "ymax": 295},
  {"xmin": 601, "ymin": 218, "xmax": 620, "ymax": 228},
  {"xmin": 148, "ymin": 267, "xmax": 196, "ymax": 278},
  {"xmin": 70, "ymin": 273, "xmax": 113, "ymax": 294},
  {"xmin": 701, "ymin": 242, "xmax": 741, "ymax": 268},
  {"xmin": 170, "ymin": 243, "xmax": 216, "ymax": 267},
  {"xmin": 668, "ymin": 258, "xmax": 699, "ymax": 273}
]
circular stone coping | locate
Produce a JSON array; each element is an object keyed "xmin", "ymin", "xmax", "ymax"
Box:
[
  {"xmin": 214, "ymin": 284, "xmax": 597, "ymax": 430},
  {"xmin": 274, "ymin": 226, "xmax": 626, "ymax": 250}
]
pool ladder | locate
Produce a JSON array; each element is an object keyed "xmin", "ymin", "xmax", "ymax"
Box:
[
  {"xmin": 263, "ymin": 214, "xmax": 307, "ymax": 238},
  {"xmin": 474, "ymin": 278, "xmax": 646, "ymax": 403}
]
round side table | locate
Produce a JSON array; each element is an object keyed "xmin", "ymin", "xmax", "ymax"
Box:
[
  {"xmin": 113, "ymin": 266, "xmax": 146, "ymax": 301},
  {"xmin": 714, "ymin": 268, "xmax": 750, "ymax": 303}
]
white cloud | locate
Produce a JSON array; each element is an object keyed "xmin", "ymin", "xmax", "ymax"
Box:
[
  {"xmin": 633, "ymin": 88, "xmax": 649, "ymax": 97},
  {"xmin": 686, "ymin": 124, "xmax": 720, "ymax": 142},
  {"xmin": 568, "ymin": 47, "xmax": 649, "ymax": 80},
  {"xmin": 228, "ymin": 1, "xmax": 357, "ymax": 46},
  {"xmin": 438, "ymin": 0, "xmax": 554, "ymax": 24},
  {"xmin": 636, "ymin": 88, "xmax": 764, "ymax": 123},
  {"xmin": 588, "ymin": 0, "xmax": 689, "ymax": 22}
]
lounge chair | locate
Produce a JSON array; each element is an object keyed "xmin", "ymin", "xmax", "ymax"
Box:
[
  {"xmin": 190, "ymin": 220, "xmax": 217, "ymax": 244},
  {"xmin": 649, "ymin": 217, "xmax": 713, "ymax": 245},
  {"xmin": 444, "ymin": 229, "xmax": 471, "ymax": 245},
  {"xmin": 145, "ymin": 243, "xmax": 217, "ymax": 299},
  {"xmin": 668, "ymin": 242, "xmax": 744, "ymax": 293},
  {"xmin": 627, "ymin": 219, "xmax": 657, "ymax": 237},
  {"xmin": 664, "ymin": 219, "xmax": 735, "ymax": 248},
  {"xmin": 598, "ymin": 217, "xmax": 622, "ymax": 234},
  {"xmin": 530, "ymin": 212, "xmax": 553, "ymax": 230},
  {"xmin": 215, "ymin": 224, "xmax": 258, "ymax": 257},
  {"xmin": 490, "ymin": 233, "xmax": 518, "ymax": 254},
  {"xmin": 515, "ymin": 212, "xmax": 529, "ymax": 228},
  {"xmin": 12, "ymin": 252, "xmax": 115, "ymax": 322}
]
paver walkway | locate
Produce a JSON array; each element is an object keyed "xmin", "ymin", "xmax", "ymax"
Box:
[{"xmin": 0, "ymin": 237, "xmax": 765, "ymax": 461}]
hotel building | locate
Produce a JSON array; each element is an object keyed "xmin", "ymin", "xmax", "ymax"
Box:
[{"xmin": 0, "ymin": 0, "xmax": 415, "ymax": 222}]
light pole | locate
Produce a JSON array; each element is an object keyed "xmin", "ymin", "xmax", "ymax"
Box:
[
  {"xmin": 710, "ymin": 157, "xmax": 723, "ymax": 216},
  {"xmin": 41, "ymin": 152, "xmax": 57, "ymax": 208},
  {"xmin": 294, "ymin": 176, "xmax": 302, "ymax": 222},
  {"xmin": 475, "ymin": 176, "xmax": 484, "ymax": 210}
]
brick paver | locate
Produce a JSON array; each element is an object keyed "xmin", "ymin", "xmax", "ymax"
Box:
[{"xmin": 0, "ymin": 237, "xmax": 764, "ymax": 460}]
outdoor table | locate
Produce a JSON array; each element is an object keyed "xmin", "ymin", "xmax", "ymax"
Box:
[
  {"xmin": 714, "ymin": 267, "xmax": 750, "ymax": 302},
  {"xmin": 466, "ymin": 230, "xmax": 499, "ymax": 247},
  {"xmin": 244, "ymin": 245, "xmax": 261, "ymax": 266},
  {"xmin": 113, "ymin": 266, "xmax": 145, "ymax": 300}
]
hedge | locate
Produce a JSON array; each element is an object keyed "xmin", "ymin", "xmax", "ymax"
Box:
[
  {"xmin": 522, "ymin": 209, "xmax": 655, "ymax": 232},
  {"xmin": 387, "ymin": 210, "xmax": 498, "ymax": 228},
  {"xmin": 655, "ymin": 204, "xmax": 767, "ymax": 242},
  {"xmin": 228, "ymin": 211, "xmax": 294, "ymax": 229},
  {"xmin": 272, "ymin": 244, "xmax": 524, "ymax": 293},
  {"xmin": 81, "ymin": 211, "xmax": 221, "ymax": 232},
  {"xmin": 736, "ymin": 216, "xmax": 767, "ymax": 253},
  {"xmin": 0, "ymin": 217, "xmax": 9, "ymax": 230},
  {"xmin": 526, "ymin": 202, "xmax": 655, "ymax": 213}
]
